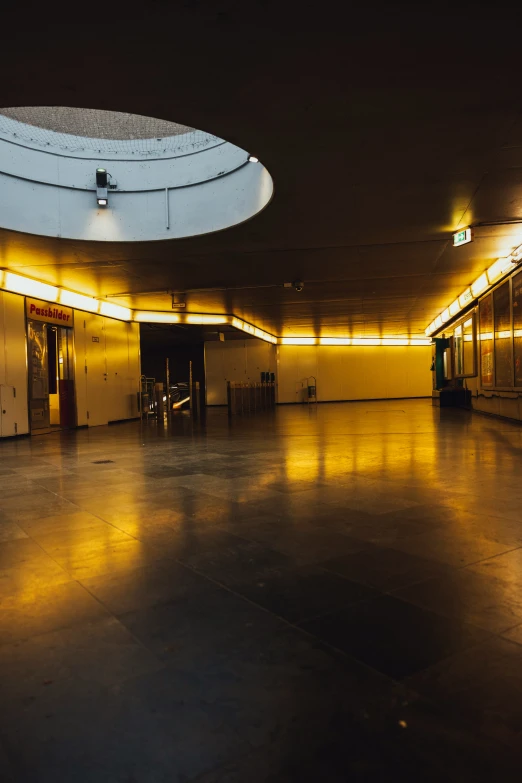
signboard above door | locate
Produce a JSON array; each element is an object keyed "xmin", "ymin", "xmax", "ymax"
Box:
[{"xmin": 26, "ymin": 298, "xmax": 73, "ymax": 327}]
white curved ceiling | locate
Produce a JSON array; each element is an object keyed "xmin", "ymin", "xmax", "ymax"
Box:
[{"xmin": 0, "ymin": 108, "xmax": 273, "ymax": 242}]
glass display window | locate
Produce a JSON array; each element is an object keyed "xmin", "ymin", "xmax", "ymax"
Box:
[{"xmin": 493, "ymin": 281, "xmax": 513, "ymax": 387}]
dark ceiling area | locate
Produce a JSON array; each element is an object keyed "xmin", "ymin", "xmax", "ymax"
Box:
[
  {"xmin": 140, "ymin": 323, "xmax": 241, "ymax": 346},
  {"xmin": 2, "ymin": 3, "xmax": 522, "ymax": 338}
]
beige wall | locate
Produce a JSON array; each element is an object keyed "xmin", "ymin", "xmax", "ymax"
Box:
[
  {"xmin": 204, "ymin": 339, "xmax": 431, "ymax": 406},
  {"xmin": 0, "ymin": 291, "xmax": 29, "ymax": 435},
  {"xmin": 0, "ymin": 291, "xmax": 140, "ymax": 437},
  {"xmin": 277, "ymin": 344, "xmax": 432, "ymax": 403},
  {"xmin": 205, "ymin": 339, "xmax": 277, "ymax": 405},
  {"xmin": 75, "ymin": 313, "xmax": 140, "ymax": 426}
]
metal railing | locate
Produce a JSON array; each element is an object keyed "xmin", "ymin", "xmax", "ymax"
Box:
[
  {"xmin": 227, "ymin": 382, "xmax": 276, "ymax": 416},
  {"xmin": 139, "ymin": 376, "xmax": 157, "ymax": 419}
]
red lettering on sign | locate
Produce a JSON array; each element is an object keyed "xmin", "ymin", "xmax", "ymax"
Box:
[{"xmin": 30, "ymin": 304, "xmax": 36, "ymax": 313}]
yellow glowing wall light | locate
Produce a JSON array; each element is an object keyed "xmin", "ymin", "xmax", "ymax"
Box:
[
  {"xmin": 136, "ymin": 312, "xmax": 225, "ymax": 326},
  {"xmin": 4, "ymin": 271, "xmax": 58, "ymax": 301},
  {"xmin": 60, "ymin": 290, "xmax": 99, "ymax": 312},
  {"xmin": 100, "ymin": 301, "xmax": 132, "ymax": 320},
  {"xmin": 0, "ymin": 272, "xmax": 437, "ymax": 346},
  {"xmin": 425, "ymin": 241, "xmax": 522, "ymax": 336},
  {"xmin": 458, "ymin": 288, "xmax": 473, "ymax": 308},
  {"xmin": 186, "ymin": 314, "xmax": 228, "ymax": 325},
  {"xmin": 232, "ymin": 317, "xmax": 277, "ymax": 344},
  {"xmin": 134, "ymin": 311, "xmax": 181, "ymax": 323},
  {"xmin": 471, "ymin": 273, "xmax": 488, "ymax": 298},
  {"xmin": 280, "ymin": 337, "xmax": 317, "ymax": 345},
  {"xmin": 1, "ymin": 271, "xmax": 131, "ymax": 321},
  {"xmin": 282, "ymin": 337, "xmax": 431, "ymax": 346}
]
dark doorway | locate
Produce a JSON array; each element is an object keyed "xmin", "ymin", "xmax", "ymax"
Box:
[{"xmin": 139, "ymin": 323, "xmax": 245, "ymax": 408}]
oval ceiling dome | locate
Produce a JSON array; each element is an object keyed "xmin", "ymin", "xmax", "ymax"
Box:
[{"xmin": 0, "ymin": 107, "xmax": 273, "ymax": 242}]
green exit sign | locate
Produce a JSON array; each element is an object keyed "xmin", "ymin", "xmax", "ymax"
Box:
[{"xmin": 453, "ymin": 227, "xmax": 473, "ymax": 247}]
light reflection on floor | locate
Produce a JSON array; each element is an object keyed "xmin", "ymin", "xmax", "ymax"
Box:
[{"xmin": 1, "ymin": 400, "xmax": 522, "ymax": 781}]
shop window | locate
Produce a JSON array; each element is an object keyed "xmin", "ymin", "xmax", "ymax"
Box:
[
  {"xmin": 513, "ymin": 271, "xmax": 522, "ymax": 386},
  {"xmin": 479, "ymin": 294, "xmax": 494, "ymax": 386},
  {"xmin": 454, "ymin": 324, "xmax": 463, "ymax": 376},
  {"xmin": 494, "ymin": 281, "xmax": 513, "ymax": 386},
  {"xmin": 463, "ymin": 317, "xmax": 474, "ymax": 375},
  {"xmin": 454, "ymin": 313, "xmax": 476, "ymax": 377}
]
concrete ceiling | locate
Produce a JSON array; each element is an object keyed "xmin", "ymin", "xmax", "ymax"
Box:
[{"xmin": 2, "ymin": 2, "xmax": 522, "ymax": 338}]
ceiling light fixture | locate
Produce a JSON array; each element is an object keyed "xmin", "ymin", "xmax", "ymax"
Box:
[
  {"xmin": 3, "ymin": 272, "xmax": 58, "ymax": 300},
  {"xmin": 134, "ymin": 311, "xmax": 181, "ymax": 323},
  {"xmin": 59, "ymin": 290, "xmax": 99, "ymax": 312},
  {"xmin": 231, "ymin": 317, "xmax": 277, "ymax": 344},
  {"xmin": 0, "ymin": 274, "xmax": 436, "ymax": 345},
  {"xmin": 487, "ymin": 256, "xmax": 516, "ymax": 284},
  {"xmin": 185, "ymin": 314, "xmax": 228, "ymax": 325},
  {"xmin": 425, "ymin": 241, "xmax": 522, "ymax": 336},
  {"xmin": 280, "ymin": 337, "xmax": 317, "ymax": 345},
  {"xmin": 96, "ymin": 168, "xmax": 108, "ymax": 207},
  {"xmin": 449, "ymin": 299, "xmax": 460, "ymax": 317},
  {"xmin": 99, "ymin": 302, "xmax": 132, "ymax": 320}
]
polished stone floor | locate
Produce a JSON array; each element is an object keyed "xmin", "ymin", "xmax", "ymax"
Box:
[{"xmin": 1, "ymin": 400, "xmax": 522, "ymax": 781}]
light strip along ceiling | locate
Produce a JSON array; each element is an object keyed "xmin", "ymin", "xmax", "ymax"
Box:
[
  {"xmin": 425, "ymin": 242, "xmax": 522, "ymax": 337},
  {"xmin": 0, "ymin": 270, "xmax": 429, "ymax": 346}
]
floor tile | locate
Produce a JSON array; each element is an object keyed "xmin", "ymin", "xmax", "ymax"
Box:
[
  {"xmin": 231, "ymin": 564, "xmax": 377, "ymax": 623},
  {"xmin": 0, "ymin": 581, "xmax": 111, "ymax": 644},
  {"xmin": 389, "ymin": 528, "xmax": 516, "ymax": 567},
  {"xmin": 500, "ymin": 623, "xmax": 522, "ymax": 645},
  {"xmin": 321, "ymin": 544, "xmax": 448, "ymax": 591},
  {"xmin": 0, "ymin": 615, "xmax": 162, "ymax": 693},
  {"xmin": 300, "ymin": 594, "xmax": 490, "ymax": 679},
  {"xmin": 46, "ymin": 537, "xmax": 162, "ymax": 580},
  {"xmin": 406, "ymin": 636, "xmax": 522, "ymax": 747},
  {"xmin": 226, "ymin": 514, "xmax": 367, "ymax": 563},
  {"xmin": 394, "ymin": 568, "xmax": 522, "ymax": 633},
  {"xmin": 117, "ymin": 583, "xmax": 288, "ymax": 665},
  {"xmin": 81, "ymin": 559, "xmax": 211, "ymax": 615},
  {"xmin": 0, "ymin": 673, "xmax": 248, "ymax": 783},
  {"xmin": 0, "ymin": 520, "xmax": 29, "ymax": 542},
  {"xmin": 468, "ymin": 547, "xmax": 522, "ymax": 587},
  {"xmin": 179, "ymin": 536, "xmax": 296, "ymax": 586},
  {"xmin": 15, "ymin": 511, "xmax": 114, "ymax": 537}
]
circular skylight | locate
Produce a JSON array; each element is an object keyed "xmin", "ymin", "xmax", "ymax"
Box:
[{"xmin": 0, "ymin": 107, "xmax": 273, "ymax": 241}]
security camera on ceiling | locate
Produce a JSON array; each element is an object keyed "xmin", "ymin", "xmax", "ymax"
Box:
[{"xmin": 283, "ymin": 280, "xmax": 304, "ymax": 292}]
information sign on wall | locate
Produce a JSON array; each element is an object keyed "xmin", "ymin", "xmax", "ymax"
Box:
[{"xmin": 26, "ymin": 298, "xmax": 73, "ymax": 327}]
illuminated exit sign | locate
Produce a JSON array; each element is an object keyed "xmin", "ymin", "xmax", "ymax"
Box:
[{"xmin": 453, "ymin": 227, "xmax": 473, "ymax": 247}]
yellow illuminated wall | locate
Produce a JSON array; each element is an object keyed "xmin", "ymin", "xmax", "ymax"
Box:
[
  {"xmin": 0, "ymin": 291, "xmax": 141, "ymax": 438},
  {"xmin": 75, "ymin": 313, "xmax": 140, "ymax": 426},
  {"xmin": 205, "ymin": 340, "xmax": 431, "ymax": 405},
  {"xmin": 205, "ymin": 339, "xmax": 277, "ymax": 405},
  {"xmin": 0, "ymin": 291, "xmax": 30, "ymax": 435},
  {"xmin": 277, "ymin": 344, "xmax": 432, "ymax": 403}
]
